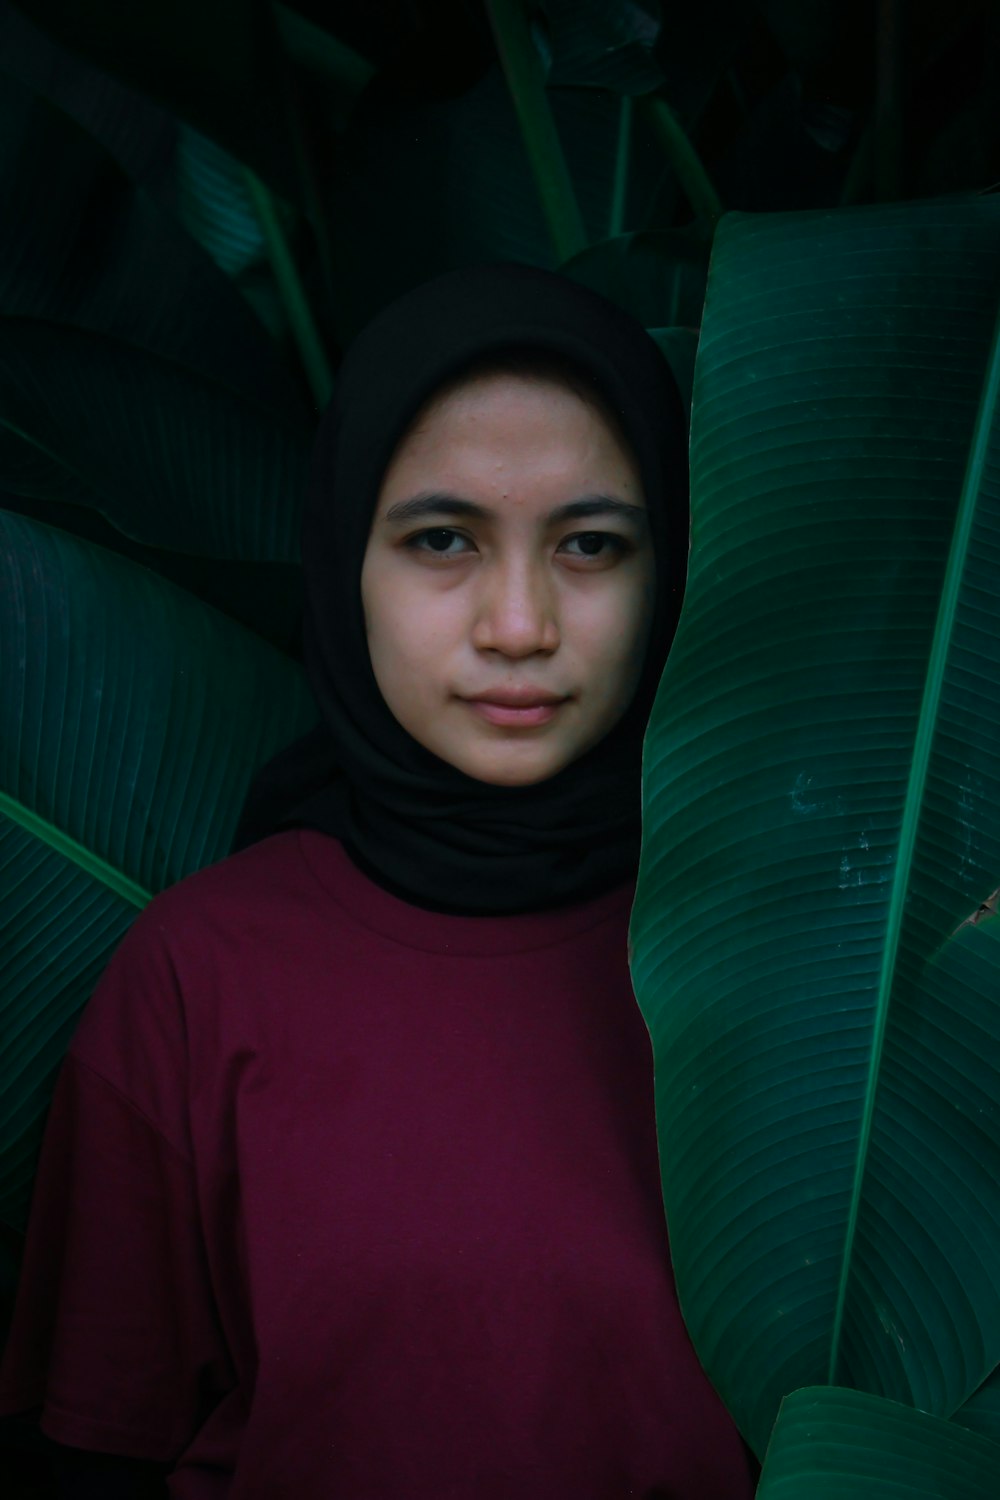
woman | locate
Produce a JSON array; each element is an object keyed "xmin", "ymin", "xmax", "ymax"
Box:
[{"xmin": 0, "ymin": 265, "xmax": 756, "ymax": 1497}]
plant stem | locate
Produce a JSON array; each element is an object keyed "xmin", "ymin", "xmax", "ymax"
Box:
[
  {"xmin": 874, "ymin": 0, "xmax": 903, "ymax": 200},
  {"xmin": 484, "ymin": 0, "xmax": 587, "ymax": 263},
  {"xmin": 242, "ymin": 169, "xmax": 333, "ymax": 410},
  {"xmin": 637, "ymin": 95, "xmax": 723, "ymax": 227},
  {"xmin": 609, "ymin": 96, "xmax": 632, "ymax": 238}
]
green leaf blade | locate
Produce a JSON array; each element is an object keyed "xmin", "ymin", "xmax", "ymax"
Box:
[
  {"xmin": 630, "ymin": 197, "xmax": 1000, "ymax": 1453},
  {"xmin": 0, "ymin": 510, "xmax": 318, "ymax": 888},
  {"xmin": 539, "ymin": 0, "xmax": 665, "ymax": 96},
  {"xmin": 831, "ymin": 279, "xmax": 1000, "ymax": 1390},
  {"xmin": 0, "ymin": 512, "xmax": 319, "ymax": 1229},
  {"xmin": 0, "ymin": 319, "xmax": 310, "ymax": 559},
  {"xmin": 0, "ymin": 77, "xmax": 306, "ymax": 421},
  {"xmin": 757, "ymin": 1386, "xmax": 1000, "ymax": 1499},
  {"xmin": 953, "ymin": 1362, "xmax": 1000, "ymax": 1444}
]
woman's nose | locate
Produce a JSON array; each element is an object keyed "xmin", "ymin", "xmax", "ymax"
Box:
[{"xmin": 470, "ymin": 557, "xmax": 560, "ymax": 657}]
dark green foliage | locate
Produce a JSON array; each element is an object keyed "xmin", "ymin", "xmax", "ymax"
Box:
[
  {"xmin": 0, "ymin": 511, "xmax": 318, "ymax": 1234},
  {"xmin": 539, "ymin": 0, "xmax": 665, "ymax": 95},
  {"xmin": 6, "ymin": 0, "xmax": 296, "ymax": 187},
  {"xmin": 3, "ymin": 2, "xmax": 1000, "ymax": 1492},
  {"xmin": 630, "ymin": 195, "xmax": 1000, "ymax": 1468},
  {"xmin": 757, "ymin": 1388, "xmax": 1000, "ymax": 1498}
]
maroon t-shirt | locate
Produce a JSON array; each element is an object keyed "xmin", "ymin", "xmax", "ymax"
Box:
[{"xmin": 0, "ymin": 831, "xmax": 754, "ymax": 1498}]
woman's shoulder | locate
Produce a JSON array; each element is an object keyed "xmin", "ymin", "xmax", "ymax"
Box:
[
  {"xmin": 56, "ymin": 831, "xmax": 355, "ymax": 1147},
  {"xmin": 126, "ymin": 829, "xmax": 323, "ymax": 956},
  {"xmin": 67, "ymin": 831, "xmax": 327, "ymax": 1078}
]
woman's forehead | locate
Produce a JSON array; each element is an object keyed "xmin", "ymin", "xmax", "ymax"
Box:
[
  {"xmin": 376, "ymin": 372, "xmax": 645, "ymax": 507},
  {"xmin": 411, "ymin": 368, "xmax": 596, "ymax": 431},
  {"xmin": 391, "ymin": 367, "xmax": 640, "ymax": 477}
]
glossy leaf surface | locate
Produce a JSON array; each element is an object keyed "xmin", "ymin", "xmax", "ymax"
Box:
[
  {"xmin": 757, "ymin": 1387, "xmax": 1000, "ymax": 1498},
  {"xmin": 0, "ymin": 513, "xmax": 319, "ymax": 1235},
  {"xmin": 951, "ymin": 1362, "xmax": 1000, "ymax": 1446},
  {"xmin": 630, "ymin": 197, "xmax": 1000, "ymax": 1456}
]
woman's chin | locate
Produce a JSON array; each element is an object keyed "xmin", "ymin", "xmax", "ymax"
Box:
[{"xmin": 442, "ymin": 745, "xmax": 572, "ymax": 787}]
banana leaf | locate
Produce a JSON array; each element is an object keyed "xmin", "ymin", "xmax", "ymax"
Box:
[
  {"xmin": 0, "ymin": 78, "xmax": 312, "ymax": 638},
  {"xmin": 629, "ymin": 195, "xmax": 1000, "ymax": 1460},
  {"xmin": 0, "ymin": 318, "xmax": 310, "ymax": 560},
  {"xmin": 0, "ymin": 75, "xmax": 305, "ymax": 419},
  {"xmin": 7, "ymin": 0, "xmax": 297, "ymax": 192},
  {"xmin": 756, "ymin": 1387, "xmax": 1000, "ymax": 1498},
  {"xmin": 0, "ymin": 0, "xmax": 173, "ymax": 181},
  {"xmin": 174, "ymin": 123, "xmax": 269, "ymax": 279},
  {"xmin": 951, "ymin": 1366, "xmax": 1000, "ymax": 1444},
  {"xmin": 0, "ymin": 512, "xmax": 319, "ymax": 1244},
  {"xmin": 539, "ymin": 0, "xmax": 664, "ymax": 95}
]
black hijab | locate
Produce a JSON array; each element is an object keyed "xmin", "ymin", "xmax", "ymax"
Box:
[{"xmin": 231, "ymin": 264, "xmax": 688, "ymax": 914}]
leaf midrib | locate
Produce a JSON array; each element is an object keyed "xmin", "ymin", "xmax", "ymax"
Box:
[
  {"xmin": 0, "ymin": 790, "xmax": 150, "ymax": 909},
  {"xmin": 827, "ymin": 298, "xmax": 1000, "ymax": 1382}
]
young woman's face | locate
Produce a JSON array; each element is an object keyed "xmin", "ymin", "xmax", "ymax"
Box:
[{"xmin": 360, "ymin": 372, "xmax": 657, "ymax": 786}]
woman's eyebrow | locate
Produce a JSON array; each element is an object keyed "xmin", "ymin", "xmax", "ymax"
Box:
[{"xmin": 382, "ymin": 493, "xmax": 647, "ymax": 525}]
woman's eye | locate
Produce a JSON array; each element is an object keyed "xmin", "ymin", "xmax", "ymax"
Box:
[
  {"xmin": 407, "ymin": 528, "xmax": 472, "ymax": 557},
  {"xmin": 403, "ymin": 529, "xmax": 628, "ymax": 562},
  {"xmin": 561, "ymin": 532, "xmax": 628, "ymax": 560}
]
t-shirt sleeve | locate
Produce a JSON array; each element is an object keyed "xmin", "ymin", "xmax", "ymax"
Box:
[{"xmin": 0, "ymin": 904, "xmax": 236, "ymax": 1462}]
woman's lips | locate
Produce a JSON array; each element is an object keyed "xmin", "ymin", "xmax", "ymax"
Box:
[{"xmin": 464, "ymin": 699, "xmax": 565, "ymax": 727}]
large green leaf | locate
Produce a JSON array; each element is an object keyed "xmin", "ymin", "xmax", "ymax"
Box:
[
  {"xmin": 629, "ymin": 196, "xmax": 1000, "ymax": 1457},
  {"xmin": 756, "ymin": 1387, "xmax": 1000, "ymax": 1498},
  {"xmin": 0, "ymin": 76, "xmax": 312, "ymax": 637},
  {"xmin": 0, "ymin": 0, "xmax": 173, "ymax": 181},
  {"xmin": 0, "ymin": 75, "xmax": 305, "ymax": 419},
  {"xmin": 0, "ymin": 319, "xmax": 310, "ymax": 560},
  {"xmin": 7, "ymin": 0, "xmax": 296, "ymax": 191},
  {"xmin": 0, "ymin": 512, "xmax": 319, "ymax": 1241}
]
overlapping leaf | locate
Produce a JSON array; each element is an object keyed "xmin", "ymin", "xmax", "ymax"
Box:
[
  {"xmin": 0, "ymin": 320, "xmax": 309, "ymax": 560},
  {"xmin": 174, "ymin": 123, "xmax": 270, "ymax": 279},
  {"xmin": 7, "ymin": 0, "xmax": 295, "ymax": 190},
  {"xmin": 539, "ymin": 0, "xmax": 664, "ymax": 95},
  {"xmin": 0, "ymin": 76, "xmax": 305, "ymax": 418},
  {"xmin": 0, "ymin": 73, "xmax": 311, "ymax": 641},
  {"xmin": 0, "ymin": 0, "xmax": 173, "ymax": 180},
  {"xmin": 630, "ymin": 196, "xmax": 1000, "ymax": 1457},
  {"xmin": 757, "ymin": 1387, "xmax": 1000, "ymax": 1498},
  {"xmin": 563, "ymin": 230, "xmax": 708, "ymax": 331},
  {"xmin": 0, "ymin": 512, "xmax": 319, "ymax": 1244}
]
